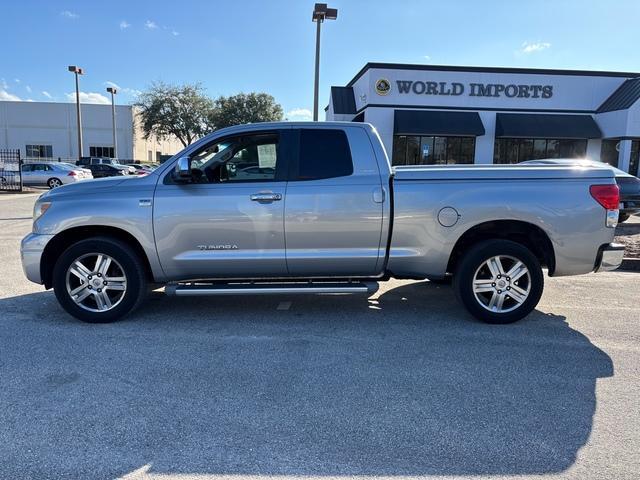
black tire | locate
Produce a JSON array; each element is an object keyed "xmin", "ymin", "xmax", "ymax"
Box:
[
  {"xmin": 618, "ymin": 212, "xmax": 630, "ymax": 223},
  {"xmin": 453, "ymin": 239, "xmax": 544, "ymax": 324},
  {"xmin": 52, "ymin": 237, "xmax": 147, "ymax": 323},
  {"xmin": 47, "ymin": 178, "xmax": 62, "ymax": 189}
]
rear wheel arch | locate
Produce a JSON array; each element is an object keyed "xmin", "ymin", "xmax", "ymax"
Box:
[
  {"xmin": 446, "ymin": 220, "xmax": 556, "ymax": 276},
  {"xmin": 41, "ymin": 226, "xmax": 155, "ymax": 288}
]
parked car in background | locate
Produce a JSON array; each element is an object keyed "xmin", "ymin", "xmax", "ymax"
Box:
[
  {"xmin": 19, "ymin": 162, "xmax": 92, "ymax": 188},
  {"xmin": 85, "ymin": 163, "xmax": 128, "ymax": 178},
  {"xmin": 129, "ymin": 164, "xmax": 153, "ymax": 175},
  {"xmin": 59, "ymin": 162, "xmax": 92, "ymax": 178},
  {"xmin": 76, "ymin": 157, "xmax": 136, "ymax": 175},
  {"xmin": 521, "ymin": 159, "xmax": 640, "ymax": 222}
]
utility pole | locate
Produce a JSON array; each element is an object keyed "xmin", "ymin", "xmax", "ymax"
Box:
[
  {"xmin": 106, "ymin": 87, "xmax": 118, "ymax": 159},
  {"xmin": 312, "ymin": 4, "xmax": 338, "ymax": 121},
  {"xmin": 68, "ymin": 66, "xmax": 84, "ymax": 161}
]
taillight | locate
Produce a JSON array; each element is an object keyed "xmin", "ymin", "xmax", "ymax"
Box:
[
  {"xmin": 67, "ymin": 170, "xmax": 77, "ymax": 176},
  {"xmin": 590, "ymin": 184, "xmax": 620, "ymax": 228},
  {"xmin": 590, "ymin": 184, "xmax": 619, "ymax": 209}
]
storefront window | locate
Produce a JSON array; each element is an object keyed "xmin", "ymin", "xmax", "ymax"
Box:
[
  {"xmin": 392, "ymin": 135, "xmax": 475, "ymax": 165},
  {"xmin": 494, "ymin": 138, "xmax": 588, "ymax": 164},
  {"xmin": 631, "ymin": 140, "xmax": 639, "ymax": 177},
  {"xmin": 406, "ymin": 136, "xmax": 420, "ymax": 165},
  {"xmin": 420, "ymin": 136, "xmax": 434, "ymax": 164},
  {"xmin": 392, "ymin": 136, "xmax": 407, "ymax": 165},
  {"xmin": 600, "ymin": 139, "xmax": 620, "ymax": 168}
]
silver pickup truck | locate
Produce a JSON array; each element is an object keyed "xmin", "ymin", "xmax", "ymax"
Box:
[{"xmin": 21, "ymin": 122, "xmax": 624, "ymax": 324}]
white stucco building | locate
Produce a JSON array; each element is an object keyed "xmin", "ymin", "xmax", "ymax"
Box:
[
  {"xmin": 326, "ymin": 63, "xmax": 640, "ymax": 175},
  {"xmin": 0, "ymin": 101, "xmax": 182, "ymax": 162}
]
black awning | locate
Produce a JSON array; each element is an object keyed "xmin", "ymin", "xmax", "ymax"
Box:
[
  {"xmin": 393, "ymin": 110, "xmax": 485, "ymax": 136},
  {"xmin": 330, "ymin": 86, "xmax": 356, "ymax": 115},
  {"xmin": 495, "ymin": 113, "xmax": 602, "ymax": 139}
]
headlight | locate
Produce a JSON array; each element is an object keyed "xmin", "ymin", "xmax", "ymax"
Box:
[{"xmin": 33, "ymin": 201, "xmax": 51, "ymax": 221}]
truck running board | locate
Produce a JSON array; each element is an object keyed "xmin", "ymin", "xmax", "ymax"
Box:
[{"xmin": 165, "ymin": 280, "xmax": 379, "ymax": 297}]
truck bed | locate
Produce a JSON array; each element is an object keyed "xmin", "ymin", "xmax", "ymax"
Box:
[{"xmin": 393, "ymin": 164, "xmax": 616, "ymax": 182}]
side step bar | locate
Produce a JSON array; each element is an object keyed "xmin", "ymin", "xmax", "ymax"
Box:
[{"xmin": 165, "ymin": 281, "xmax": 378, "ymax": 297}]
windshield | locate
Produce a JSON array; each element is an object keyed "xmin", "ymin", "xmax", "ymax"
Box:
[{"xmin": 57, "ymin": 163, "xmax": 77, "ymax": 170}]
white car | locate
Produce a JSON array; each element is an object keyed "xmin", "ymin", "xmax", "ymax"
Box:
[{"xmin": 21, "ymin": 162, "xmax": 93, "ymax": 188}]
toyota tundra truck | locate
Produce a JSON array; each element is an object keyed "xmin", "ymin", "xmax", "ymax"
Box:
[{"xmin": 21, "ymin": 122, "xmax": 624, "ymax": 324}]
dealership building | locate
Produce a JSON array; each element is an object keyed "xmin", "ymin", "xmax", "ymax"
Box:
[
  {"xmin": 326, "ymin": 63, "xmax": 640, "ymax": 175},
  {"xmin": 0, "ymin": 101, "xmax": 182, "ymax": 163}
]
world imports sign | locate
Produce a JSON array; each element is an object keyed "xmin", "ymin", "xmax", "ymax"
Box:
[{"xmin": 375, "ymin": 78, "xmax": 553, "ymax": 99}]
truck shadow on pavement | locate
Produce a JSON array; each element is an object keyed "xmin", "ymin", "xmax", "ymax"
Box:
[{"xmin": 0, "ymin": 281, "xmax": 613, "ymax": 478}]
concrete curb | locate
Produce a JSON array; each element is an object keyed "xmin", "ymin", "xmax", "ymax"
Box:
[{"xmin": 619, "ymin": 258, "xmax": 640, "ymax": 272}]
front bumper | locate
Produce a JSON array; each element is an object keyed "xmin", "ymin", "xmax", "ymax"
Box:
[
  {"xmin": 594, "ymin": 243, "xmax": 625, "ymax": 272},
  {"xmin": 20, "ymin": 233, "xmax": 54, "ymax": 284}
]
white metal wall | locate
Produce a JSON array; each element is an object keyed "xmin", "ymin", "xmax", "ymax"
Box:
[{"xmin": 0, "ymin": 101, "xmax": 134, "ymax": 160}]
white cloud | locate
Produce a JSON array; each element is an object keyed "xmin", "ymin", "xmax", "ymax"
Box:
[
  {"xmin": 65, "ymin": 92, "xmax": 110, "ymax": 104},
  {"xmin": 171, "ymin": 30, "xmax": 179, "ymax": 36},
  {"xmin": 42, "ymin": 91, "xmax": 53, "ymax": 99},
  {"xmin": 119, "ymin": 20, "xmax": 131, "ymax": 29},
  {"xmin": 423, "ymin": 55, "xmax": 431, "ymax": 61},
  {"xmin": 145, "ymin": 20, "xmax": 158, "ymax": 29},
  {"xmin": 26, "ymin": 99, "xmax": 35, "ymax": 102},
  {"xmin": 105, "ymin": 81, "xmax": 121, "ymax": 89},
  {"xmin": 61, "ymin": 10, "xmax": 79, "ymax": 19},
  {"xmin": 520, "ymin": 41, "xmax": 551, "ymax": 54},
  {"xmin": 26, "ymin": 85, "xmax": 32, "ymax": 93},
  {"xmin": 286, "ymin": 108, "xmax": 313, "ymax": 121},
  {"xmin": 0, "ymin": 78, "xmax": 7, "ymax": 89},
  {"xmin": 0, "ymin": 89, "xmax": 20, "ymax": 101},
  {"xmin": 14, "ymin": 78, "xmax": 20, "ymax": 84}
]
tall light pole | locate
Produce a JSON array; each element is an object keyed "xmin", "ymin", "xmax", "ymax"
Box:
[
  {"xmin": 68, "ymin": 65, "xmax": 84, "ymax": 161},
  {"xmin": 312, "ymin": 3, "xmax": 338, "ymax": 121},
  {"xmin": 106, "ymin": 87, "xmax": 118, "ymax": 159}
]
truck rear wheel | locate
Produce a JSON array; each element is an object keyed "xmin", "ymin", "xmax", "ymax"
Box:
[
  {"xmin": 453, "ymin": 239, "xmax": 543, "ymax": 324},
  {"xmin": 52, "ymin": 237, "xmax": 147, "ymax": 323}
]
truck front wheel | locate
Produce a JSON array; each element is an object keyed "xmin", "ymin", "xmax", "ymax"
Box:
[
  {"xmin": 453, "ymin": 239, "xmax": 544, "ymax": 324},
  {"xmin": 52, "ymin": 237, "xmax": 147, "ymax": 323}
]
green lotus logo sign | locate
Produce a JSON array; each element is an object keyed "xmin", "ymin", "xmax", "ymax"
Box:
[{"xmin": 375, "ymin": 78, "xmax": 391, "ymax": 96}]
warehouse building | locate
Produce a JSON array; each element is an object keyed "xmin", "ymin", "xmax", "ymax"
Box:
[
  {"xmin": 326, "ymin": 63, "xmax": 640, "ymax": 175},
  {"xmin": 0, "ymin": 101, "xmax": 182, "ymax": 162}
]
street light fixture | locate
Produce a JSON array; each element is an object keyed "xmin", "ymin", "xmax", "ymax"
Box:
[
  {"xmin": 68, "ymin": 65, "xmax": 84, "ymax": 162},
  {"xmin": 106, "ymin": 87, "xmax": 118, "ymax": 160},
  {"xmin": 312, "ymin": 3, "xmax": 338, "ymax": 121}
]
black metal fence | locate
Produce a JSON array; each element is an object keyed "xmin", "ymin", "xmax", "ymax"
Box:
[{"xmin": 0, "ymin": 149, "xmax": 22, "ymax": 192}]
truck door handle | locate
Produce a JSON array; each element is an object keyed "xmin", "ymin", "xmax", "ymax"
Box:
[{"xmin": 250, "ymin": 192, "xmax": 282, "ymax": 202}]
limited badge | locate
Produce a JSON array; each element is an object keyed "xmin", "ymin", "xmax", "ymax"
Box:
[{"xmin": 375, "ymin": 78, "xmax": 391, "ymax": 96}]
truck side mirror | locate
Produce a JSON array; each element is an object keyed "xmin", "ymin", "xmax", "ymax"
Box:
[{"xmin": 173, "ymin": 156, "xmax": 192, "ymax": 182}]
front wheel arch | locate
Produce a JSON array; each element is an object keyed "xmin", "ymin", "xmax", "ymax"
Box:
[{"xmin": 41, "ymin": 226, "xmax": 155, "ymax": 289}]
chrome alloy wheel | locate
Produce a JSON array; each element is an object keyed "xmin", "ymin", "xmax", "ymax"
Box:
[
  {"xmin": 472, "ymin": 255, "xmax": 531, "ymax": 313},
  {"xmin": 49, "ymin": 178, "xmax": 62, "ymax": 188},
  {"xmin": 65, "ymin": 253, "xmax": 127, "ymax": 312}
]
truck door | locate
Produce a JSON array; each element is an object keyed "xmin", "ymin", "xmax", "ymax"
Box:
[
  {"xmin": 284, "ymin": 127, "xmax": 385, "ymax": 276},
  {"xmin": 153, "ymin": 129, "xmax": 291, "ymax": 280}
]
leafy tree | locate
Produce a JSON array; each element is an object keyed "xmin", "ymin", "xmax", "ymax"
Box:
[
  {"xmin": 135, "ymin": 82, "xmax": 214, "ymax": 147},
  {"xmin": 209, "ymin": 92, "xmax": 283, "ymax": 129}
]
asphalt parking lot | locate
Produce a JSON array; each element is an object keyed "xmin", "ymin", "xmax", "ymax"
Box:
[{"xmin": 0, "ymin": 192, "xmax": 639, "ymax": 480}]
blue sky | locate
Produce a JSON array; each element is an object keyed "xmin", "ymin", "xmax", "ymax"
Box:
[{"xmin": 1, "ymin": 0, "xmax": 639, "ymax": 120}]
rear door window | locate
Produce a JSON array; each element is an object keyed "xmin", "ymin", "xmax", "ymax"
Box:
[{"xmin": 293, "ymin": 129, "xmax": 353, "ymax": 181}]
